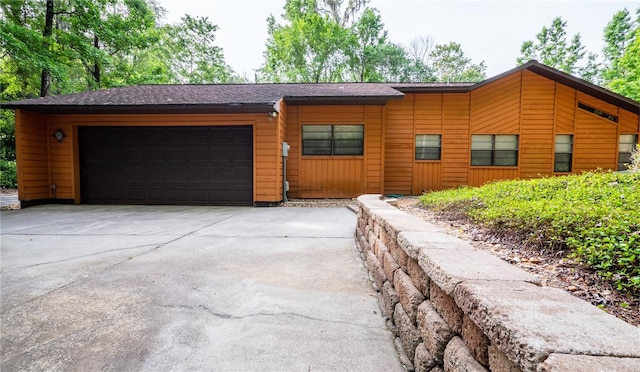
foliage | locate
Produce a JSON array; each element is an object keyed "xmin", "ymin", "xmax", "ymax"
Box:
[
  {"xmin": 517, "ymin": 16, "xmax": 587, "ymax": 75},
  {"xmin": 258, "ymin": 0, "xmax": 479, "ymax": 83},
  {"xmin": 607, "ymin": 28, "xmax": 640, "ymax": 100},
  {"xmin": 419, "ymin": 171, "xmax": 640, "ymax": 295},
  {"xmin": 0, "ymin": 159, "xmax": 16, "ymax": 188},
  {"xmin": 161, "ymin": 15, "xmax": 234, "ymax": 84},
  {"xmin": 429, "ymin": 42, "xmax": 486, "ymax": 82}
]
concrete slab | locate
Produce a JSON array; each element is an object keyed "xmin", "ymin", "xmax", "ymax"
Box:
[{"xmin": 1, "ymin": 205, "xmax": 403, "ymax": 371}]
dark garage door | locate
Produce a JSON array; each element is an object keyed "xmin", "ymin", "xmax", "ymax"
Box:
[{"xmin": 79, "ymin": 126, "xmax": 253, "ymax": 206}]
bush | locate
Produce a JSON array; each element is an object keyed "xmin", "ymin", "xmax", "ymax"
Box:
[
  {"xmin": 419, "ymin": 171, "xmax": 640, "ymax": 295},
  {"xmin": 0, "ymin": 160, "xmax": 17, "ymax": 188}
]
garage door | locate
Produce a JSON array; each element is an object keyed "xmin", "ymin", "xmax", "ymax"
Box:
[{"xmin": 79, "ymin": 126, "xmax": 253, "ymax": 206}]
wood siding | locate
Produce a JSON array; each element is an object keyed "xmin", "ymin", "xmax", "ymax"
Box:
[
  {"xmin": 441, "ymin": 94, "xmax": 471, "ymax": 189},
  {"xmin": 285, "ymin": 105, "xmax": 382, "ymax": 198},
  {"xmin": 384, "ymin": 96, "xmax": 415, "ymax": 194},
  {"xmin": 518, "ymin": 70, "xmax": 555, "ymax": 179},
  {"xmin": 15, "ymin": 110, "xmax": 50, "ymax": 200}
]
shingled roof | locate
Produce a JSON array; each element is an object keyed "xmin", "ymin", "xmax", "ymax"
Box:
[
  {"xmin": 1, "ymin": 83, "xmax": 408, "ymax": 114},
  {"xmin": 2, "ymin": 61, "xmax": 638, "ymax": 115}
]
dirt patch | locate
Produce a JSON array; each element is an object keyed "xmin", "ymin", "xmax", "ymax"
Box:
[{"xmin": 394, "ymin": 196, "xmax": 639, "ymax": 327}]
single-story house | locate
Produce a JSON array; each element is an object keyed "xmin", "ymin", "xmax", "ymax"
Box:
[{"xmin": 3, "ymin": 60, "xmax": 639, "ymax": 207}]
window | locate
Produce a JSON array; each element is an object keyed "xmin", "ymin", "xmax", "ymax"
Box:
[
  {"xmin": 578, "ymin": 102, "xmax": 618, "ymax": 123},
  {"xmin": 302, "ymin": 125, "xmax": 364, "ymax": 156},
  {"xmin": 471, "ymin": 135, "xmax": 518, "ymax": 166},
  {"xmin": 554, "ymin": 134, "xmax": 573, "ymax": 172},
  {"xmin": 415, "ymin": 134, "xmax": 441, "ymax": 160},
  {"xmin": 618, "ymin": 134, "xmax": 638, "ymax": 171}
]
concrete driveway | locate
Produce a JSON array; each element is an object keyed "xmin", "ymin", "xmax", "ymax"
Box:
[{"xmin": 1, "ymin": 205, "xmax": 403, "ymax": 372}]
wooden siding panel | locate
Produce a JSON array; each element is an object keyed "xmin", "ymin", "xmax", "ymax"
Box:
[
  {"xmin": 15, "ymin": 110, "xmax": 50, "ymax": 200},
  {"xmin": 441, "ymin": 94, "xmax": 470, "ymax": 188},
  {"xmin": 414, "ymin": 94, "xmax": 443, "ymax": 133},
  {"xmin": 285, "ymin": 106, "xmax": 300, "ymax": 196},
  {"xmin": 384, "ymin": 96, "xmax": 415, "ymax": 194},
  {"xmin": 619, "ymin": 109, "xmax": 639, "ymax": 133},
  {"xmin": 469, "ymin": 168, "xmax": 519, "ymax": 187},
  {"xmin": 470, "ymin": 72, "xmax": 521, "ymax": 133},
  {"xmin": 47, "ymin": 121, "xmax": 74, "ymax": 199},
  {"xmin": 413, "ymin": 162, "xmax": 442, "ymax": 193},
  {"xmin": 365, "ymin": 105, "xmax": 384, "ymax": 194},
  {"xmin": 555, "ymin": 84, "xmax": 576, "ymax": 133},
  {"xmin": 574, "ymin": 111, "xmax": 618, "ymax": 172},
  {"xmin": 287, "ymin": 105, "xmax": 370, "ymax": 198},
  {"xmin": 519, "ymin": 71, "xmax": 555, "ymax": 179},
  {"xmin": 297, "ymin": 158, "xmax": 364, "ymax": 198}
]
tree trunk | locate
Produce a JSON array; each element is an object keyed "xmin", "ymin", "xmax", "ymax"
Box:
[
  {"xmin": 93, "ymin": 34, "xmax": 100, "ymax": 86},
  {"xmin": 40, "ymin": 0, "xmax": 54, "ymax": 97}
]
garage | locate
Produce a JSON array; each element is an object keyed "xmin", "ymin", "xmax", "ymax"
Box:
[{"xmin": 79, "ymin": 126, "xmax": 253, "ymax": 206}]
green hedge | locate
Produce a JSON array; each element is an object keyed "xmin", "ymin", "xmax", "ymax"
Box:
[
  {"xmin": 419, "ymin": 171, "xmax": 640, "ymax": 295},
  {"xmin": 0, "ymin": 160, "xmax": 17, "ymax": 188}
]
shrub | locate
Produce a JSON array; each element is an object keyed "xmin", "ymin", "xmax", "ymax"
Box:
[
  {"xmin": 0, "ymin": 160, "xmax": 17, "ymax": 188},
  {"xmin": 419, "ymin": 171, "xmax": 640, "ymax": 295}
]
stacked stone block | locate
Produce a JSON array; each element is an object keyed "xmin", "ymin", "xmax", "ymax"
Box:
[{"xmin": 355, "ymin": 194, "xmax": 640, "ymax": 372}]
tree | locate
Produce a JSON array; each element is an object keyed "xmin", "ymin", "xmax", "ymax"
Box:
[
  {"xmin": 259, "ymin": 0, "xmax": 351, "ymax": 82},
  {"xmin": 161, "ymin": 15, "xmax": 234, "ymax": 84},
  {"xmin": 259, "ymin": 0, "xmax": 434, "ymax": 83},
  {"xmin": 517, "ymin": 17, "xmax": 586, "ymax": 75},
  {"xmin": 430, "ymin": 42, "xmax": 486, "ymax": 82},
  {"xmin": 601, "ymin": 7, "xmax": 639, "ymax": 94},
  {"xmin": 608, "ymin": 28, "xmax": 640, "ymax": 100}
]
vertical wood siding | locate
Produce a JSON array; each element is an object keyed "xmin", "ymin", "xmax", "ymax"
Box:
[
  {"xmin": 412, "ymin": 94, "xmax": 443, "ymax": 194},
  {"xmin": 555, "ymin": 84, "xmax": 577, "ymax": 133},
  {"xmin": 15, "ymin": 110, "xmax": 50, "ymax": 200},
  {"xmin": 365, "ymin": 105, "xmax": 384, "ymax": 193},
  {"xmin": 286, "ymin": 105, "xmax": 375, "ymax": 198},
  {"xmin": 618, "ymin": 107, "xmax": 640, "ymax": 134},
  {"xmin": 470, "ymin": 72, "xmax": 521, "ymax": 133},
  {"xmin": 384, "ymin": 96, "xmax": 415, "ymax": 194},
  {"xmin": 413, "ymin": 162, "xmax": 442, "ymax": 193},
  {"xmin": 285, "ymin": 106, "xmax": 300, "ymax": 196},
  {"xmin": 441, "ymin": 93, "xmax": 471, "ymax": 188},
  {"xmin": 518, "ymin": 70, "xmax": 555, "ymax": 179},
  {"xmin": 574, "ymin": 107, "xmax": 618, "ymax": 172}
]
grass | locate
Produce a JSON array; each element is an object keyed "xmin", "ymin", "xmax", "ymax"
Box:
[{"xmin": 418, "ymin": 170, "xmax": 640, "ymax": 295}]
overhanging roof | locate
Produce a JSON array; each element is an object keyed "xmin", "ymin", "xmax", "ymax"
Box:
[{"xmin": 2, "ymin": 61, "xmax": 638, "ymax": 115}]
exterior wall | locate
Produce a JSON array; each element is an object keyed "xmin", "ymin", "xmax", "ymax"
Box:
[
  {"xmin": 383, "ymin": 70, "xmax": 639, "ymax": 195},
  {"xmin": 14, "ymin": 110, "xmax": 50, "ymax": 200},
  {"xmin": 285, "ymin": 105, "xmax": 384, "ymax": 198},
  {"xmin": 17, "ymin": 112, "xmax": 283, "ymax": 204}
]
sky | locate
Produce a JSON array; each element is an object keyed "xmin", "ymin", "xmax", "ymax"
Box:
[{"xmin": 158, "ymin": 0, "xmax": 638, "ymax": 80}]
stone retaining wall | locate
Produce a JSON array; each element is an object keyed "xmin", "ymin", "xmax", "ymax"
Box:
[{"xmin": 355, "ymin": 194, "xmax": 640, "ymax": 372}]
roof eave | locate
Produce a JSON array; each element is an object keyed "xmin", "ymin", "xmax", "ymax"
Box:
[
  {"xmin": 3, "ymin": 103, "xmax": 278, "ymax": 115},
  {"xmin": 282, "ymin": 94, "xmax": 403, "ymax": 106}
]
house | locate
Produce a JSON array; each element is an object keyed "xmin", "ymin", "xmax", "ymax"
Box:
[{"xmin": 3, "ymin": 61, "xmax": 639, "ymax": 207}]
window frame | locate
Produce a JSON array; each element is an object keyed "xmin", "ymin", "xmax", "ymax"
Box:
[
  {"xmin": 415, "ymin": 134, "xmax": 442, "ymax": 161},
  {"xmin": 470, "ymin": 134, "xmax": 519, "ymax": 167},
  {"xmin": 618, "ymin": 134, "xmax": 638, "ymax": 171},
  {"xmin": 301, "ymin": 124, "xmax": 364, "ymax": 156},
  {"xmin": 554, "ymin": 134, "xmax": 573, "ymax": 173}
]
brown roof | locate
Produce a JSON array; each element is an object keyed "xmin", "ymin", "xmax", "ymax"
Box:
[
  {"xmin": 2, "ymin": 61, "xmax": 638, "ymax": 114},
  {"xmin": 1, "ymin": 83, "xmax": 405, "ymax": 114}
]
